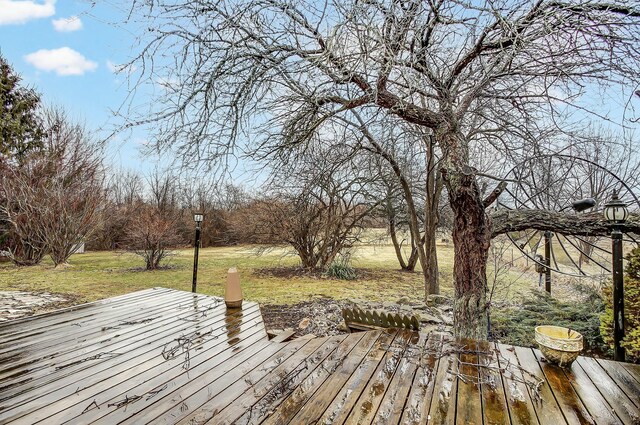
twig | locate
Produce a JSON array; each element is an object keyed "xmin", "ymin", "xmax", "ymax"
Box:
[
  {"xmin": 81, "ymin": 399, "xmax": 100, "ymax": 414},
  {"xmin": 56, "ymin": 352, "xmax": 122, "ymax": 370}
]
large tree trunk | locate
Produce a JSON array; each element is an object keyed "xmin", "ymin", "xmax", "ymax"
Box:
[
  {"xmin": 448, "ymin": 169, "xmax": 491, "ymax": 339},
  {"xmin": 441, "ymin": 132, "xmax": 491, "ymax": 340}
]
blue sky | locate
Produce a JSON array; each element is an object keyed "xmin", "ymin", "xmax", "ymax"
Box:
[{"xmin": 0, "ymin": 1, "xmax": 151, "ymax": 171}]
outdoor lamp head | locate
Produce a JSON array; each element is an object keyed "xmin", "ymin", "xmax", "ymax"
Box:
[
  {"xmin": 193, "ymin": 212, "xmax": 204, "ymax": 223},
  {"xmin": 603, "ymin": 191, "xmax": 628, "ymax": 224}
]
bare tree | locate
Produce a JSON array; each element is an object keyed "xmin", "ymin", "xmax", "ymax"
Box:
[
  {"xmin": 0, "ymin": 108, "xmax": 104, "ymax": 266},
  {"xmin": 254, "ymin": 147, "xmax": 382, "ymax": 269},
  {"xmin": 125, "ymin": 203, "xmax": 184, "ymax": 270},
  {"xmin": 122, "ymin": 0, "xmax": 640, "ymax": 338},
  {"xmin": 124, "ymin": 169, "xmax": 184, "ymax": 270}
]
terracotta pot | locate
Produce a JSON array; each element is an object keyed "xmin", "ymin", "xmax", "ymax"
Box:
[{"xmin": 225, "ymin": 267, "xmax": 243, "ymax": 308}]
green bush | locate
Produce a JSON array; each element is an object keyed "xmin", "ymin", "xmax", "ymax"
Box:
[
  {"xmin": 326, "ymin": 257, "xmax": 357, "ymax": 280},
  {"xmin": 601, "ymin": 247, "xmax": 640, "ymax": 362},
  {"xmin": 491, "ymin": 287, "xmax": 605, "ymax": 353}
]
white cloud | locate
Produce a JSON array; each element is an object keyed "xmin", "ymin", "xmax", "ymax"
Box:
[
  {"xmin": 52, "ymin": 15, "xmax": 82, "ymax": 32},
  {"xmin": 24, "ymin": 47, "xmax": 97, "ymax": 76},
  {"xmin": 0, "ymin": 0, "xmax": 55, "ymax": 25}
]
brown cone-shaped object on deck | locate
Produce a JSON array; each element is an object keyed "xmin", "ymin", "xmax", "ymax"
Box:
[{"xmin": 225, "ymin": 267, "xmax": 243, "ymax": 308}]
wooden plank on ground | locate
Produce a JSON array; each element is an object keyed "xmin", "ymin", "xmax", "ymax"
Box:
[
  {"xmin": 270, "ymin": 329, "xmax": 296, "ymax": 343},
  {"xmin": 494, "ymin": 343, "xmax": 540, "ymax": 425},
  {"xmin": 529, "ymin": 348, "xmax": 595, "ymax": 424},
  {"xmin": 373, "ymin": 331, "xmax": 426, "ymax": 424},
  {"xmin": 477, "ymin": 340, "xmax": 510, "ymax": 425},
  {"xmin": 399, "ymin": 332, "xmax": 444, "ymax": 425},
  {"xmin": 454, "ymin": 338, "xmax": 483, "ymax": 425},
  {"xmin": 284, "ymin": 331, "xmax": 383, "ymax": 425},
  {"xmin": 576, "ymin": 357, "xmax": 640, "ymax": 425},
  {"xmin": 595, "ymin": 358, "xmax": 640, "ymax": 409},
  {"xmin": 0, "ymin": 289, "xmax": 195, "ymax": 373},
  {"xmin": 177, "ymin": 337, "xmax": 319, "ymax": 425},
  {"xmin": 562, "ymin": 359, "xmax": 621, "ymax": 424},
  {"xmin": 343, "ymin": 329, "xmax": 414, "ymax": 424},
  {"xmin": 512, "ymin": 346, "xmax": 567, "ymax": 425},
  {"xmin": 261, "ymin": 331, "xmax": 367, "ymax": 424},
  {"xmin": 315, "ymin": 329, "xmax": 399, "ymax": 425}
]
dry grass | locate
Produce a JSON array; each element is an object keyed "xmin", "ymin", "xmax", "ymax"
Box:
[{"xmin": 0, "ymin": 241, "xmax": 546, "ymax": 306}]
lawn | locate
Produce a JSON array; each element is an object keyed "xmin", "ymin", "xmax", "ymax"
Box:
[{"xmin": 0, "ymin": 242, "xmax": 538, "ymax": 305}]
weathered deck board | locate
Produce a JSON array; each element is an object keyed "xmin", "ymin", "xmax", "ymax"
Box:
[
  {"xmin": 576, "ymin": 357, "xmax": 640, "ymax": 425},
  {"xmin": 284, "ymin": 331, "xmax": 383, "ymax": 424},
  {"xmin": 0, "ymin": 294, "xmax": 222, "ymax": 404},
  {"xmin": 477, "ymin": 340, "xmax": 510, "ymax": 425},
  {"xmin": 400, "ymin": 332, "xmax": 443, "ymax": 425},
  {"xmin": 494, "ymin": 344, "xmax": 540, "ymax": 425},
  {"xmin": 531, "ymin": 348, "xmax": 595, "ymax": 424},
  {"xmin": 595, "ymin": 358, "xmax": 640, "ymax": 409},
  {"xmin": 0, "ymin": 288, "xmax": 637, "ymax": 425},
  {"xmin": 13, "ymin": 307, "xmax": 265, "ymax": 424}
]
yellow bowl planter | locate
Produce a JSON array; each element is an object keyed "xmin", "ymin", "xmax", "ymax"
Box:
[{"xmin": 535, "ymin": 325, "xmax": 583, "ymax": 367}]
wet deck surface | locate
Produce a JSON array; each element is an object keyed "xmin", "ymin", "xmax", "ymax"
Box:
[{"xmin": 0, "ymin": 288, "xmax": 639, "ymax": 424}]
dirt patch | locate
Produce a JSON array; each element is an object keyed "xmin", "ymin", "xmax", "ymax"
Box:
[
  {"xmin": 260, "ymin": 295, "xmax": 454, "ymax": 338},
  {"xmin": 260, "ymin": 297, "xmax": 348, "ymax": 337}
]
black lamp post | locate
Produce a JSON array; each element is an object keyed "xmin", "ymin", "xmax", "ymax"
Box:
[
  {"xmin": 192, "ymin": 212, "xmax": 204, "ymax": 293},
  {"xmin": 603, "ymin": 191, "xmax": 629, "ymax": 362}
]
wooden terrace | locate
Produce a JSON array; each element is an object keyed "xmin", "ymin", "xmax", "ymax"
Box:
[{"xmin": 0, "ymin": 288, "xmax": 638, "ymax": 424}]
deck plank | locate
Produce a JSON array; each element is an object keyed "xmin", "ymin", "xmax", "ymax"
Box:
[
  {"xmin": 562, "ymin": 360, "xmax": 621, "ymax": 424},
  {"xmin": 343, "ymin": 329, "xmax": 414, "ymax": 424},
  {"xmin": 177, "ymin": 335, "xmax": 333, "ymax": 425},
  {"xmin": 454, "ymin": 339, "xmax": 483, "ymax": 425},
  {"xmin": 315, "ymin": 329, "xmax": 399, "ymax": 425},
  {"xmin": 595, "ymin": 358, "xmax": 640, "ymax": 409},
  {"xmin": 622, "ymin": 362, "xmax": 640, "ymax": 384},
  {"xmin": 576, "ymin": 357, "xmax": 640, "ymax": 425},
  {"xmin": 81, "ymin": 312, "xmax": 270, "ymax": 424},
  {"xmin": 260, "ymin": 332, "xmax": 367, "ymax": 424},
  {"xmin": 494, "ymin": 344, "xmax": 540, "ymax": 425},
  {"xmin": 0, "ymin": 291, "xmax": 186, "ymax": 367},
  {"xmin": 373, "ymin": 331, "xmax": 427, "ymax": 424},
  {"xmin": 477, "ymin": 340, "xmax": 510, "ymax": 425},
  {"xmin": 3, "ymin": 306, "xmax": 264, "ymax": 424},
  {"xmin": 283, "ymin": 331, "xmax": 383, "ymax": 425},
  {"xmin": 0, "ymin": 294, "xmax": 229, "ymax": 402},
  {"xmin": 530, "ymin": 348, "xmax": 595, "ymax": 424},
  {"xmin": 426, "ymin": 337, "xmax": 458, "ymax": 425},
  {"xmin": 0, "ymin": 288, "xmax": 176, "ymax": 347},
  {"xmin": 399, "ymin": 332, "xmax": 444, "ymax": 425},
  {"xmin": 512, "ymin": 346, "xmax": 567, "ymax": 425},
  {"xmin": 211, "ymin": 335, "xmax": 346, "ymax": 425},
  {"xmin": 0, "ymin": 288, "xmax": 170, "ymax": 336}
]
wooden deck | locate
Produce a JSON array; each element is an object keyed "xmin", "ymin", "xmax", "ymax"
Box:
[{"xmin": 0, "ymin": 288, "xmax": 638, "ymax": 424}]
